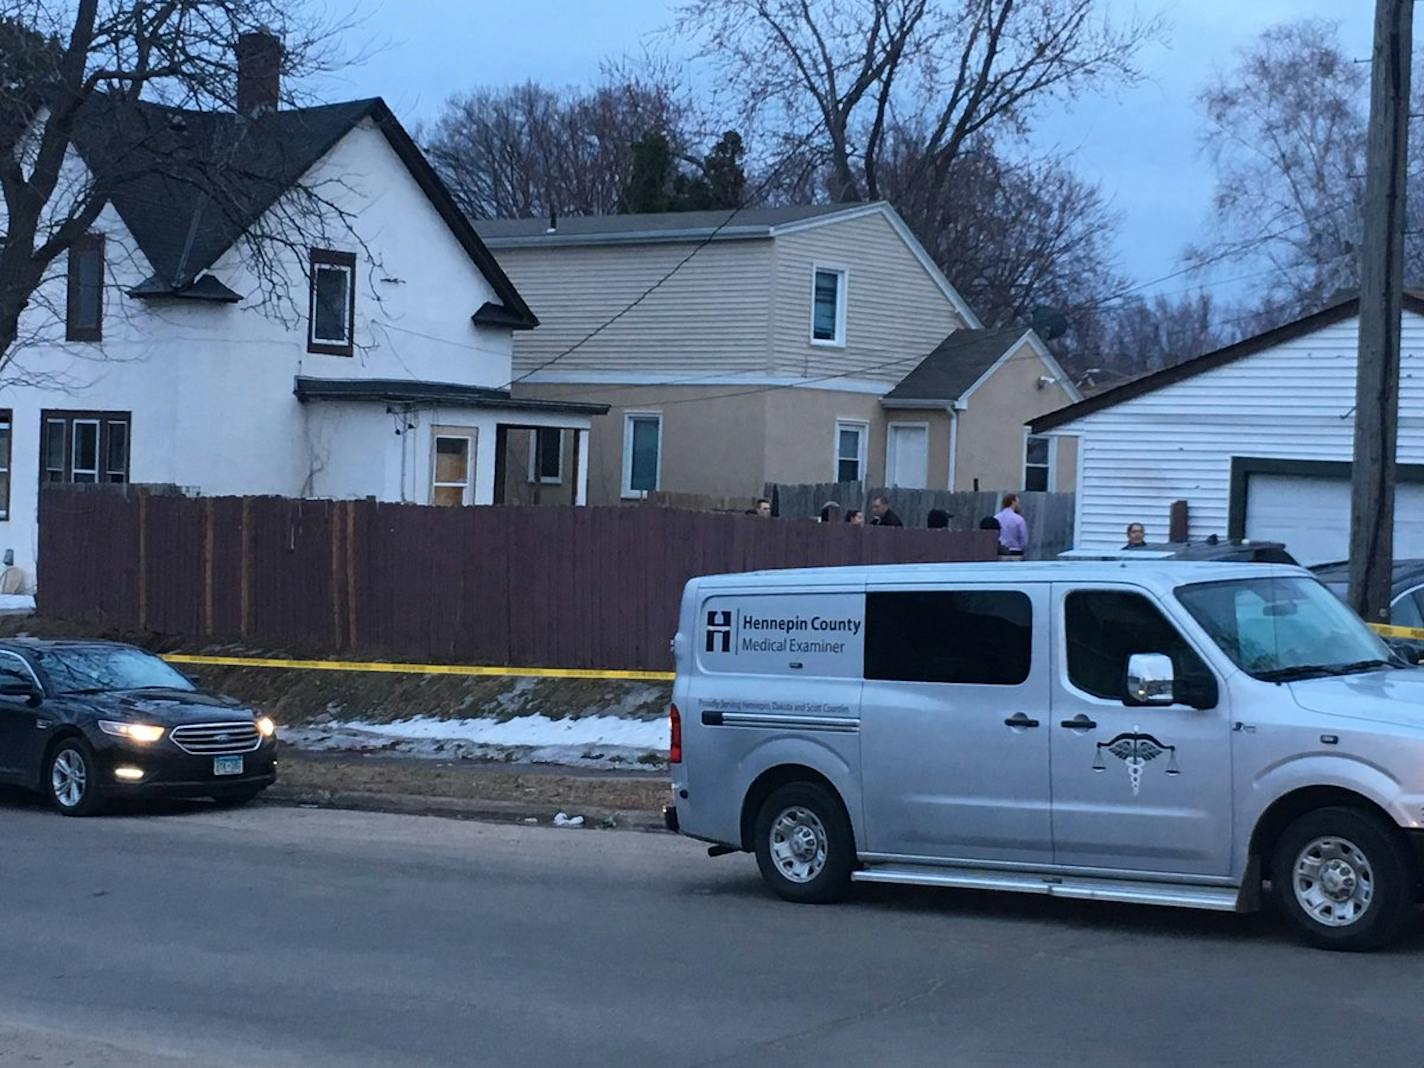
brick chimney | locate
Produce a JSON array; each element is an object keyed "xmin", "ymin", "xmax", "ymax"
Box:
[{"xmin": 236, "ymin": 30, "xmax": 282, "ymax": 115}]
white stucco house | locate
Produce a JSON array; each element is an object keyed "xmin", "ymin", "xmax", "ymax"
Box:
[
  {"xmin": 0, "ymin": 35, "xmax": 605, "ymax": 591},
  {"xmin": 1029, "ymin": 292, "xmax": 1424, "ymax": 565}
]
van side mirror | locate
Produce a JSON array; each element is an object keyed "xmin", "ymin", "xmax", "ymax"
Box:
[{"xmin": 1125, "ymin": 653, "xmax": 1174, "ymax": 706}]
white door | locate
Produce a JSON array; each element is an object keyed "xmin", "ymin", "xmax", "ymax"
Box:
[
  {"xmin": 886, "ymin": 425, "xmax": 928, "ymax": 489},
  {"xmin": 1244, "ymin": 473, "xmax": 1424, "ymax": 566}
]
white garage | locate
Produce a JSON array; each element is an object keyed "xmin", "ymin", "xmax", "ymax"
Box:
[{"xmin": 1241, "ymin": 466, "xmax": 1424, "ymax": 566}]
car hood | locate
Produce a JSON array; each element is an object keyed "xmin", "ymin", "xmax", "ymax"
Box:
[
  {"xmin": 1288, "ymin": 669, "xmax": 1424, "ymax": 729},
  {"xmin": 62, "ymin": 688, "xmax": 253, "ymax": 725}
]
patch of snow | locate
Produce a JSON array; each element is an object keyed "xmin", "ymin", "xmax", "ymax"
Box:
[
  {"xmin": 552, "ymin": 812, "xmax": 585, "ymax": 827},
  {"xmin": 0, "ymin": 594, "xmax": 35, "ymax": 614}
]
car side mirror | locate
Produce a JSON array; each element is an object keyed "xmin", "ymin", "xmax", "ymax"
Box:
[{"xmin": 1125, "ymin": 653, "xmax": 1175, "ymax": 707}]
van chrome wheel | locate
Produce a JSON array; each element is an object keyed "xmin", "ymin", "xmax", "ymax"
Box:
[
  {"xmin": 768, "ymin": 806, "xmax": 828, "ymax": 884},
  {"xmin": 1292, "ymin": 836, "xmax": 1374, "ymax": 928},
  {"xmin": 51, "ymin": 748, "xmax": 88, "ymax": 810}
]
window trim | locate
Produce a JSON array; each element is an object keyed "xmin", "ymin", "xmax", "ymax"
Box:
[
  {"xmin": 528, "ymin": 428, "xmax": 563, "ymax": 485},
  {"xmin": 308, "ymin": 248, "xmax": 356, "ymax": 356},
  {"xmin": 833, "ymin": 419, "xmax": 868, "ymax": 484},
  {"xmin": 809, "ymin": 264, "xmax": 848, "ymax": 348},
  {"xmin": 1023, "ymin": 431, "xmax": 1055, "ymax": 493},
  {"xmin": 38, "ymin": 410, "xmax": 131, "ymax": 488},
  {"xmin": 0, "ymin": 409, "xmax": 10, "ymax": 521},
  {"xmin": 66, "ymin": 232, "xmax": 105, "ymax": 343},
  {"xmin": 621, "ymin": 411, "xmax": 662, "ymax": 500},
  {"xmin": 430, "ymin": 426, "xmax": 477, "ymax": 506}
]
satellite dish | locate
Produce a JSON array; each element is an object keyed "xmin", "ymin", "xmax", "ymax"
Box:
[{"xmin": 1029, "ymin": 305, "xmax": 1069, "ymax": 341}]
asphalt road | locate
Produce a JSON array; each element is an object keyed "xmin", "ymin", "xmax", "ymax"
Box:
[{"xmin": 0, "ymin": 796, "xmax": 1420, "ymax": 1067}]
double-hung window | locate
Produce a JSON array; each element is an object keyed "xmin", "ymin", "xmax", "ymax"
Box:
[
  {"xmin": 431, "ymin": 428, "xmax": 477, "ymax": 507},
  {"xmin": 1024, "ymin": 434, "xmax": 1052, "ymax": 492},
  {"xmin": 622, "ymin": 413, "xmax": 661, "ymax": 498},
  {"xmin": 834, "ymin": 420, "xmax": 866, "ymax": 483},
  {"xmin": 811, "ymin": 266, "xmax": 846, "ymax": 346},
  {"xmin": 308, "ymin": 249, "xmax": 356, "ymax": 356},
  {"xmin": 41, "ymin": 411, "xmax": 130, "ymax": 485},
  {"xmin": 529, "ymin": 429, "xmax": 563, "ymax": 484}
]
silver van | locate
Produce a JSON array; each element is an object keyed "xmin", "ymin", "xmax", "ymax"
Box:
[{"xmin": 665, "ymin": 562, "xmax": 1424, "ymax": 951}]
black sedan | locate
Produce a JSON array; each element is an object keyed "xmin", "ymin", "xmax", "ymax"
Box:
[{"xmin": 0, "ymin": 639, "xmax": 276, "ymax": 816}]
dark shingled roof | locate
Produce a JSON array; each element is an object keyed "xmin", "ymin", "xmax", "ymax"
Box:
[
  {"xmin": 474, "ymin": 203, "xmax": 869, "ymax": 245},
  {"xmin": 71, "ymin": 94, "xmax": 536, "ymax": 328},
  {"xmin": 884, "ymin": 328, "xmax": 1029, "ymax": 404}
]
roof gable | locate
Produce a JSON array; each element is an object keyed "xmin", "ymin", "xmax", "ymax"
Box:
[
  {"xmin": 1030, "ymin": 291, "xmax": 1424, "ymax": 433},
  {"xmin": 71, "ymin": 94, "xmax": 535, "ymax": 327}
]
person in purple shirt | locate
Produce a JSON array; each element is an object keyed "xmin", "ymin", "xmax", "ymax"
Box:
[{"xmin": 994, "ymin": 493, "xmax": 1028, "ymax": 556}]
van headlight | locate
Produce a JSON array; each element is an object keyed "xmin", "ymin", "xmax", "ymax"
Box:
[{"xmin": 98, "ymin": 721, "xmax": 165, "ymax": 744}]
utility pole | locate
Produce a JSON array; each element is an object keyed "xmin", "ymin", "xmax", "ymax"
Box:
[{"xmin": 1349, "ymin": 0, "xmax": 1413, "ymax": 622}]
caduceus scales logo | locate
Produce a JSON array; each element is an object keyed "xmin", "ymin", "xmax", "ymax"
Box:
[
  {"xmin": 1093, "ymin": 727, "xmax": 1180, "ymax": 796},
  {"xmin": 705, "ymin": 610, "xmax": 732, "ymax": 653}
]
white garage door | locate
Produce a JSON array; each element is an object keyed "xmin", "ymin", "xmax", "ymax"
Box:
[{"xmin": 1244, "ymin": 473, "xmax": 1424, "ymax": 566}]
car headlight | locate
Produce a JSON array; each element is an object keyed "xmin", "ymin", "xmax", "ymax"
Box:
[
  {"xmin": 256, "ymin": 716, "xmax": 277, "ymax": 739},
  {"xmin": 98, "ymin": 720, "xmax": 165, "ymax": 744}
]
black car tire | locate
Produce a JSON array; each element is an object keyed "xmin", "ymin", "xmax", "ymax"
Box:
[
  {"xmin": 1271, "ymin": 806, "xmax": 1417, "ymax": 951},
  {"xmin": 45, "ymin": 737, "xmax": 105, "ymax": 818},
  {"xmin": 753, "ymin": 782, "xmax": 854, "ymax": 904}
]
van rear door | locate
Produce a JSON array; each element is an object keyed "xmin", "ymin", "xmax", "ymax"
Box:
[{"xmin": 859, "ymin": 583, "xmax": 1053, "ymax": 864}]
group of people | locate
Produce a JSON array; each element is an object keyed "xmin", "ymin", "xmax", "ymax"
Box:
[{"xmin": 815, "ymin": 494, "xmax": 908, "ymax": 528}]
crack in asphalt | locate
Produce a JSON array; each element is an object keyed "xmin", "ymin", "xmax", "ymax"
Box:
[{"xmin": 688, "ymin": 975, "xmax": 947, "ymax": 1067}]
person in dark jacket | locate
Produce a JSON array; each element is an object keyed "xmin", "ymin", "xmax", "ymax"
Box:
[
  {"xmin": 868, "ymin": 494, "xmax": 903, "ymax": 527},
  {"xmin": 927, "ymin": 509, "xmax": 949, "ymax": 529}
]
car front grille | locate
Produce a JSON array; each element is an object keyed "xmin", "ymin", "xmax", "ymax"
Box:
[{"xmin": 169, "ymin": 721, "xmax": 261, "ymax": 755}]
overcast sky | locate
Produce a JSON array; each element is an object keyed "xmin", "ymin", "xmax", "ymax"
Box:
[{"xmin": 317, "ymin": 1, "xmax": 1376, "ymax": 301}]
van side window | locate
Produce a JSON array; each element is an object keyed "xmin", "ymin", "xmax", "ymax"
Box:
[
  {"xmin": 1065, "ymin": 590, "xmax": 1214, "ymax": 703},
  {"xmin": 865, "ymin": 590, "xmax": 1031, "ymax": 685}
]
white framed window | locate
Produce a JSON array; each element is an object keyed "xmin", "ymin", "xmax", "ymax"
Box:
[
  {"xmin": 1024, "ymin": 433, "xmax": 1053, "ymax": 492},
  {"xmin": 528, "ymin": 428, "xmax": 563, "ymax": 484},
  {"xmin": 810, "ymin": 265, "xmax": 847, "ymax": 346},
  {"xmin": 0, "ymin": 410, "xmax": 9, "ymax": 520},
  {"xmin": 621, "ymin": 412, "xmax": 662, "ymax": 499},
  {"xmin": 309, "ymin": 249, "xmax": 355, "ymax": 355},
  {"xmin": 834, "ymin": 420, "xmax": 867, "ymax": 483},
  {"xmin": 431, "ymin": 427, "xmax": 477, "ymax": 506}
]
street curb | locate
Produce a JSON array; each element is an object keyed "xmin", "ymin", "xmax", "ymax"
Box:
[{"xmin": 262, "ymin": 784, "xmax": 669, "ymax": 833}]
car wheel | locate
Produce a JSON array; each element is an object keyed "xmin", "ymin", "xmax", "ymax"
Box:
[
  {"xmin": 1271, "ymin": 806, "xmax": 1416, "ymax": 951},
  {"xmin": 753, "ymin": 782, "xmax": 854, "ymax": 904},
  {"xmin": 46, "ymin": 738, "xmax": 105, "ymax": 817}
]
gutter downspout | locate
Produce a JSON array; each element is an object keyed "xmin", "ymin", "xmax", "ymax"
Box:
[{"xmin": 947, "ymin": 399, "xmax": 967, "ymax": 491}]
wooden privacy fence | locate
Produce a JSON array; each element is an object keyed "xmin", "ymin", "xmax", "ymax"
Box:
[
  {"xmin": 767, "ymin": 482, "xmax": 1076, "ymax": 560},
  {"xmin": 37, "ymin": 488, "xmax": 997, "ymax": 672}
]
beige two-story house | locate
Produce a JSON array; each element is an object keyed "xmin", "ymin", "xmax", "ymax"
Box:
[{"xmin": 475, "ymin": 203, "xmax": 1080, "ymax": 506}]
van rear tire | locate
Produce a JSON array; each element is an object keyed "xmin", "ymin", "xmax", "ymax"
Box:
[
  {"xmin": 753, "ymin": 782, "xmax": 853, "ymax": 904},
  {"xmin": 1270, "ymin": 807, "xmax": 1416, "ymax": 952}
]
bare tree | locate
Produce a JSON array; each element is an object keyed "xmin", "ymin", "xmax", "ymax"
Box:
[
  {"xmin": 423, "ymin": 64, "xmax": 694, "ymax": 220},
  {"xmin": 676, "ymin": 0, "xmax": 1160, "ymax": 215},
  {"xmin": 0, "ymin": 0, "xmax": 360, "ymax": 375}
]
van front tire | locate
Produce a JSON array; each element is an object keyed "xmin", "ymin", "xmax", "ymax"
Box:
[
  {"xmin": 753, "ymin": 782, "xmax": 853, "ymax": 904},
  {"xmin": 1271, "ymin": 807, "xmax": 1416, "ymax": 951}
]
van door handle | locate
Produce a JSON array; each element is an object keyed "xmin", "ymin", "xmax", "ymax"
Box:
[
  {"xmin": 1003, "ymin": 713, "xmax": 1040, "ymax": 729},
  {"xmin": 1060, "ymin": 714, "xmax": 1098, "ymax": 731}
]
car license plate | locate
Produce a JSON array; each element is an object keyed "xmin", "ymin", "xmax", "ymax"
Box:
[{"xmin": 213, "ymin": 755, "xmax": 244, "ymax": 776}]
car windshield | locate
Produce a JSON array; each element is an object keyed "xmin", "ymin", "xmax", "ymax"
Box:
[
  {"xmin": 1176, "ymin": 576, "xmax": 1395, "ymax": 681},
  {"xmin": 32, "ymin": 646, "xmax": 195, "ymax": 695}
]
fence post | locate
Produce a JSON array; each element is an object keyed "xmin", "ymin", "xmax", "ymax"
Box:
[
  {"xmin": 346, "ymin": 500, "xmax": 359, "ymax": 649},
  {"xmin": 203, "ymin": 498, "xmax": 215, "ymax": 637},
  {"xmin": 137, "ymin": 492, "xmax": 149, "ymax": 632},
  {"xmin": 239, "ymin": 497, "xmax": 252, "ymax": 640},
  {"xmin": 330, "ymin": 502, "xmax": 343, "ymax": 650}
]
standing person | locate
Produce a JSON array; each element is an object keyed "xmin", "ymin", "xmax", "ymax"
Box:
[
  {"xmin": 994, "ymin": 493, "xmax": 1028, "ymax": 557},
  {"xmin": 845, "ymin": 510, "xmax": 864, "ymax": 525},
  {"xmin": 819, "ymin": 501, "xmax": 842, "ymax": 524},
  {"xmin": 868, "ymin": 494, "xmax": 904, "ymax": 527},
  {"xmin": 927, "ymin": 509, "xmax": 949, "ymax": 529},
  {"xmin": 1124, "ymin": 522, "xmax": 1148, "ymax": 549},
  {"xmin": 755, "ymin": 498, "xmax": 772, "ymax": 518}
]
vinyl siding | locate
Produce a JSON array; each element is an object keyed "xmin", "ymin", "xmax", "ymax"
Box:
[
  {"xmin": 496, "ymin": 239, "xmax": 774, "ymax": 378},
  {"xmin": 770, "ymin": 212, "xmax": 967, "ymax": 381},
  {"xmin": 1049, "ymin": 313, "xmax": 1424, "ymax": 549}
]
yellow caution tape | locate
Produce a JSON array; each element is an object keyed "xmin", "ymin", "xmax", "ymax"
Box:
[
  {"xmin": 162, "ymin": 653, "xmax": 675, "ymax": 683},
  {"xmin": 1368, "ymin": 622, "xmax": 1424, "ymax": 641}
]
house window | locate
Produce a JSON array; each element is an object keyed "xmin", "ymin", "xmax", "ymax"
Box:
[
  {"xmin": 66, "ymin": 233, "xmax": 105, "ymax": 342},
  {"xmin": 40, "ymin": 411, "xmax": 130, "ymax": 485},
  {"xmin": 0, "ymin": 411, "xmax": 10, "ymax": 520},
  {"xmin": 308, "ymin": 249, "xmax": 356, "ymax": 356},
  {"xmin": 622, "ymin": 413, "xmax": 661, "ymax": 498},
  {"xmin": 1024, "ymin": 434, "xmax": 1052, "ymax": 492},
  {"xmin": 529, "ymin": 429, "xmax": 563, "ymax": 484},
  {"xmin": 431, "ymin": 430, "xmax": 475, "ymax": 506},
  {"xmin": 834, "ymin": 421, "xmax": 867, "ymax": 483},
  {"xmin": 810, "ymin": 266, "xmax": 846, "ymax": 346}
]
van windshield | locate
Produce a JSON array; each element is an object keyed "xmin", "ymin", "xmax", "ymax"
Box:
[{"xmin": 1176, "ymin": 576, "xmax": 1396, "ymax": 682}]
